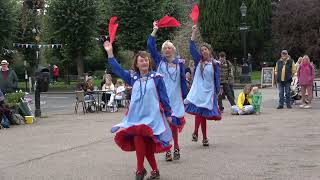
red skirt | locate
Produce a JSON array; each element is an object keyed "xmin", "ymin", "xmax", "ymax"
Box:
[{"xmin": 114, "ymin": 124, "xmax": 171, "ymax": 153}]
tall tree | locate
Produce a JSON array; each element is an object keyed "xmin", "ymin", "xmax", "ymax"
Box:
[
  {"xmin": 47, "ymin": 0, "xmax": 98, "ymax": 77},
  {"xmin": 272, "ymin": 0, "xmax": 320, "ymax": 64},
  {"xmin": 0, "ymin": 0, "xmax": 19, "ymax": 58},
  {"xmin": 199, "ymin": 0, "xmax": 272, "ymax": 64},
  {"xmin": 108, "ymin": 0, "xmax": 187, "ymax": 53}
]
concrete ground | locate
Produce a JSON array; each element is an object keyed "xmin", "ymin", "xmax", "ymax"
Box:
[{"xmin": 0, "ymin": 88, "xmax": 319, "ymax": 180}]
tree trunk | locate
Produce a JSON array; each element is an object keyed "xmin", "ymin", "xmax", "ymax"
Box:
[{"xmin": 76, "ymin": 51, "xmax": 84, "ymax": 80}]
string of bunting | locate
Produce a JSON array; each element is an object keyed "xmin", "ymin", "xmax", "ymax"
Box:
[{"xmin": 12, "ymin": 43, "xmax": 63, "ymax": 49}]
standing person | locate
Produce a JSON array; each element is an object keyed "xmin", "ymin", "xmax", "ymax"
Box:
[
  {"xmin": 53, "ymin": 65, "xmax": 59, "ymax": 82},
  {"xmin": 0, "ymin": 60, "xmax": 18, "ymax": 93},
  {"xmin": 147, "ymin": 21, "xmax": 188, "ymax": 161},
  {"xmin": 104, "ymin": 41, "xmax": 172, "ymax": 180},
  {"xmin": 297, "ymin": 55, "xmax": 315, "ymax": 109},
  {"xmin": 184, "ymin": 25, "xmax": 221, "ymax": 146},
  {"xmin": 275, "ymin": 50, "xmax": 296, "ymax": 109},
  {"xmin": 217, "ymin": 52, "xmax": 236, "ymax": 112},
  {"xmin": 185, "ymin": 60, "xmax": 195, "ymax": 83}
]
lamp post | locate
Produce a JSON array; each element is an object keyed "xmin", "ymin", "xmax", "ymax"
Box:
[{"xmin": 239, "ymin": 1, "xmax": 251, "ymax": 83}]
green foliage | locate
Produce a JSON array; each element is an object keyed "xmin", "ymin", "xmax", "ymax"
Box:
[
  {"xmin": 199, "ymin": 0, "xmax": 272, "ymax": 63},
  {"xmin": 47, "ymin": 0, "xmax": 99, "ymax": 75},
  {"xmin": 0, "ymin": 0, "xmax": 19, "ymax": 56},
  {"xmin": 109, "ymin": 0, "xmax": 187, "ymax": 52},
  {"xmin": 4, "ymin": 92, "xmax": 25, "ymax": 108}
]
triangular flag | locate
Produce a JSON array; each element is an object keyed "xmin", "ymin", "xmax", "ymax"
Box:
[
  {"xmin": 157, "ymin": 15, "xmax": 181, "ymax": 28},
  {"xmin": 109, "ymin": 16, "xmax": 118, "ymax": 44},
  {"xmin": 190, "ymin": 4, "xmax": 199, "ymax": 25},
  {"xmin": 39, "ymin": 45, "xmax": 42, "ymax": 48},
  {"xmin": 51, "ymin": 44, "xmax": 54, "ymax": 48},
  {"xmin": 26, "ymin": 44, "xmax": 29, "ymax": 48}
]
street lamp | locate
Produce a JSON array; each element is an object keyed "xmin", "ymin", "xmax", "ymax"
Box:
[{"xmin": 239, "ymin": 1, "xmax": 251, "ymax": 83}]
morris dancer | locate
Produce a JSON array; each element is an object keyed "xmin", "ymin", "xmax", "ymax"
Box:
[
  {"xmin": 185, "ymin": 25, "xmax": 221, "ymax": 146},
  {"xmin": 104, "ymin": 41, "xmax": 172, "ymax": 180},
  {"xmin": 147, "ymin": 21, "xmax": 188, "ymax": 161}
]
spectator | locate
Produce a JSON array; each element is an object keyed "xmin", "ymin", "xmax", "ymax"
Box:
[
  {"xmin": 275, "ymin": 50, "xmax": 296, "ymax": 109},
  {"xmin": 217, "ymin": 52, "xmax": 236, "ymax": 112},
  {"xmin": 101, "ymin": 74, "xmax": 116, "ymax": 107},
  {"xmin": 0, "ymin": 89, "xmax": 4, "ymax": 107},
  {"xmin": 297, "ymin": 55, "xmax": 315, "ymax": 109},
  {"xmin": 231, "ymin": 85, "xmax": 255, "ymax": 115},
  {"xmin": 0, "ymin": 60, "xmax": 18, "ymax": 93},
  {"xmin": 115, "ymin": 79, "xmax": 125, "ymax": 107},
  {"xmin": 53, "ymin": 65, "xmax": 59, "ymax": 82}
]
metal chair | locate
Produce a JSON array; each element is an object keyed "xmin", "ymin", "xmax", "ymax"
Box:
[{"xmin": 74, "ymin": 91, "xmax": 96, "ymax": 114}]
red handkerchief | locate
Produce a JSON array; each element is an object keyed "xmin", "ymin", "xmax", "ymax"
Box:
[
  {"xmin": 190, "ymin": 4, "xmax": 199, "ymax": 25},
  {"xmin": 157, "ymin": 15, "xmax": 181, "ymax": 28},
  {"xmin": 109, "ymin": 16, "xmax": 118, "ymax": 44}
]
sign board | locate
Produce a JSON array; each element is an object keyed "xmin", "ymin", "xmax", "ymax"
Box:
[{"xmin": 261, "ymin": 67, "xmax": 274, "ymax": 88}]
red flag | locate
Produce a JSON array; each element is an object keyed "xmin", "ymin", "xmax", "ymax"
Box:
[
  {"xmin": 109, "ymin": 16, "xmax": 118, "ymax": 44},
  {"xmin": 190, "ymin": 4, "xmax": 199, "ymax": 25},
  {"xmin": 157, "ymin": 15, "xmax": 181, "ymax": 28}
]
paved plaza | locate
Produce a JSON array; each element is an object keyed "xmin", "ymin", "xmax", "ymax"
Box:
[{"xmin": 0, "ymin": 88, "xmax": 320, "ymax": 180}]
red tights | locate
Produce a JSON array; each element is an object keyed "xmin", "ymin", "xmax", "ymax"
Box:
[
  {"xmin": 193, "ymin": 115, "xmax": 207, "ymax": 139},
  {"xmin": 134, "ymin": 136, "xmax": 158, "ymax": 172},
  {"xmin": 166, "ymin": 124, "xmax": 179, "ymax": 151}
]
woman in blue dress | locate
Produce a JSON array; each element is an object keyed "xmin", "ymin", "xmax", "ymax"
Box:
[
  {"xmin": 104, "ymin": 41, "xmax": 173, "ymax": 180},
  {"xmin": 147, "ymin": 21, "xmax": 188, "ymax": 161},
  {"xmin": 185, "ymin": 25, "xmax": 221, "ymax": 146}
]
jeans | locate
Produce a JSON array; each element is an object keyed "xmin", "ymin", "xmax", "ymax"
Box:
[
  {"xmin": 218, "ymin": 83, "xmax": 236, "ymax": 111},
  {"xmin": 278, "ymin": 82, "xmax": 291, "ymax": 106}
]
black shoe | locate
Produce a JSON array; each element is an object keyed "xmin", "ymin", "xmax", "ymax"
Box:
[
  {"xmin": 202, "ymin": 139, "xmax": 209, "ymax": 146},
  {"xmin": 136, "ymin": 168, "xmax": 147, "ymax": 180},
  {"xmin": 173, "ymin": 148, "xmax": 180, "ymax": 160},
  {"xmin": 192, "ymin": 133, "xmax": 198, "ymax": 142},
  {"xmin": 147, "ymin": 170, "xmax": 160, "ymax": 180},
  {"xmin": 287, "ymin": 105, "xmax": 292, "ymax": 109},
  {"xmin": 276, "ymin": 105, "xmax": 283, "ymax": 109},
  {"xmin": 165, "ymin": 151, "xmax": 173, "ymax": 161}
]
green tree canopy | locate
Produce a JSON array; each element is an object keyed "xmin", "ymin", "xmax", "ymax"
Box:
[
  {"xmin": 199, "ymin": 0, "xmax": 272, "ymax": 64},
  {"xmin": 0, "ymin": 0, "xmax": 19, "ymax": 58},
  {"xmin": 47, "ymin": 0, "xmax": 99, "ymax": 76}
]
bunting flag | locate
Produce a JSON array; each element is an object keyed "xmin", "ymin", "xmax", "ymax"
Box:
[
  {"xmin": 157, "ymin": 15, "xmax": 181, "ymax": 28},
  {"xmin": 108, "ymin": 16, "xmax": 118, "ymax": 44},
  {"xmin": 190, "ymin": 4, "xmax": 199, "ymax": 25},
  {"xmin": 12, "ymin": 43, "xmax": 63, "ymax": 49}
]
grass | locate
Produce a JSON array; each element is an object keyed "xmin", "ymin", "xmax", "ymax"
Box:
[{"xmin": 251, "ymin": 71, "xmax": 261, "ymax": 81}]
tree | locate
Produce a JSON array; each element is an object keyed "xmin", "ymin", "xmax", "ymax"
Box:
[
  {"xmin": 108, "ymin": 0, "xmax": 187, "ymax": 53},
  {"xmin": 198, "ymin": 0, "xmax": 272, "ymax": 65},
  {"xmin": 272, "ymin": 0, "xmax": 320, "ymax": 64},
  {"xmin": 47, "ymin": 0, "xmax": 99, "ymax": 77},
  {"xmin": 0, "ymin": 0, "xmax": 19, "ymax": 58}
]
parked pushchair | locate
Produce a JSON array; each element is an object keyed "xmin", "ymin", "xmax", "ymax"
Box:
[{"xmin": 291, "ymin": 76, "xmax": 302, "ymax": 105}]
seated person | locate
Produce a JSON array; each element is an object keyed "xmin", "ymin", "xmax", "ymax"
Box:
[
  {"xmin": 0, "ymin": 89, "xmax": 12, "ymax": 126},
  {"xmin": 115, "ymin": 79, "xmax": 125, "ymax": 107},
  {"xmin": 83, "ymin": 76, "xmax": 95, "ymax": 112},
  {"xmin": 101, "ymin": 74, "xmax": 116, "ymax": 107},
  {"xmin": 0, "ymin": 89, "xmax": 4, "ymax": 107},
  {"xmin": 231, "ymin": 85, "xmax": 254, "ymax": 115}
]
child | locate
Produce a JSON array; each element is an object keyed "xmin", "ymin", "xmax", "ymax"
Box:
[{"xmin": 251, "ymin": 87, "xmax": 262, "ymax": 114}]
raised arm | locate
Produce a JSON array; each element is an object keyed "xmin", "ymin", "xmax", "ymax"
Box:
[
  {"xmin": 189, "ymin": 25, "xmax": 201, "ymax": 67},
  {"xmin": 103, "ymin": 41, "xmax": 131, "ymax": 85},
  {"xmin": 155, "ymin": 76, "xmax": 172, "ymax": 117},
  {"xmin": 147, "ymin": 21, "xmax": 162, "ymax": 67}
]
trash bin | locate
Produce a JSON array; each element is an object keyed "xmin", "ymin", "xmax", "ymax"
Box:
[{"xmin": 36, "ymin": 67, "xmax": 49, "ymax": 92}]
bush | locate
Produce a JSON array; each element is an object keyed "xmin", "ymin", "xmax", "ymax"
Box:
[{"xmin": 4, "ymin": 92, "xmax": 25, "ymax": 109}]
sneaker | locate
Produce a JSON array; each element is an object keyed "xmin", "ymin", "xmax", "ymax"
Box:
[
  {"xmin": 304, "ymin": 105, "xmax": 311, "ymax": 109},
  {"xmin": 173, "ymin": 148, "xmax": 180, "ymax": 160},
  {"xmin": 276, "ymin": 105, "xmax": 283, "ymax": 109},
  {"xmin": 165, "ymin": 151, "xmax": 173, "ymax": 161},
  {"xmin": 192, "ymin": 133, "xmax": 198, "ymax": 142},
  {"xmin": 202, "ymin": 139, "xmax": 209, "ymax": 146},
  {"xmin": 287, "ymin": 105, "xmax": 292, "ymax": 109},
  {"xmin": 147, "ymin": 170, "xmax": 160, "ymax": 180},
  {"xmin": 136, "ymin": 168, "xmax": 147, "ymax": 180},
  {"xmin": 299, "ymin": 104, "xmax": 306, "ymax": 108}
]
